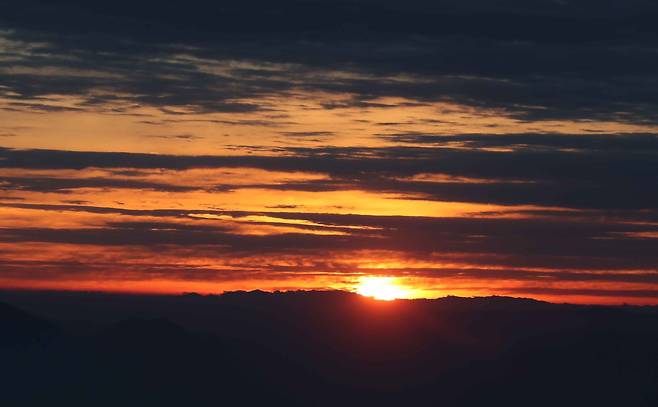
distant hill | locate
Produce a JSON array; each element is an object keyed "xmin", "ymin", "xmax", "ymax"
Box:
[
  {"xmin": 0, "ymin": 301, "xmax": 57, "ymax": 348},
  {"xmin": 0, "ymin": 291, "xmax": 656, "ymax": 406}
]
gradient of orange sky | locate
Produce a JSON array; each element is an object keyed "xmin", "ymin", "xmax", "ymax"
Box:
[{"xmin": 1, "ymin": 91, "xmax": 657, "ymax": 304}]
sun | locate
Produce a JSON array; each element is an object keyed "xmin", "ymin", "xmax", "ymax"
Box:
[{"xmin": 355, "ymin": 276, "xmax": 410, "ymax": 301}]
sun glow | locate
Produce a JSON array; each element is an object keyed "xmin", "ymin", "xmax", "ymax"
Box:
[{"xmin": 355, "ymin": 276, "xmax": 410, "ymax": 301}]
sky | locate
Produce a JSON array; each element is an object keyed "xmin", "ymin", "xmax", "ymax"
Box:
[{"xmin": 1, "ymin": 0, "xmax": 657, "ymax": 304}]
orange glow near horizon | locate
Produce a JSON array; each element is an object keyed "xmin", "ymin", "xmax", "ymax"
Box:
[
  {"xmin": 2, "ymin": 22, "xmax": 658, "ymax": 309},
  {"xmin": 1, "ymin": 84, "xmax": 658, "ymax": 307},
  {"xmin": 355, "ymin": 276, "xmax": 413, "ymax": 301},
  {"xmin": 1, "ymin": 274, "xmax": 657, "ymax": 305}
]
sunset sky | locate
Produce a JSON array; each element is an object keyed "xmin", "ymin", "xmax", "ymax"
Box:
[{"xmin": 1, "ymin": 0, "xmax": 657, "ymax": 304}]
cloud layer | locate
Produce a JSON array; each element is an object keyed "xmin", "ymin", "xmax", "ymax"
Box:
[{"xmin": 0, "ymin": 1, "xmax": 657, "ymax": 303}]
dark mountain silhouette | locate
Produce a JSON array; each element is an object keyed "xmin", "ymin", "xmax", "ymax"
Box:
[
  {"xmin": 0, "ymin": 301, "xmax": 57, "ymax": 348},
  {"xmin": 1, "ymin": 290, "xmax": 656, "ymax": 406}
]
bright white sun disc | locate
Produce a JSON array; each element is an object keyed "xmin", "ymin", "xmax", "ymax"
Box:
[{"xmin": 355, "ymin": 276, "xmax": 409, "ymax": 301}]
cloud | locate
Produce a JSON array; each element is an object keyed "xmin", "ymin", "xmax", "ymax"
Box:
[
  {"xmin": 1, "ymin": 1, "xmax": 658, "ymax": 300},
  {"xmin": 2, "ymin": 1, "xmax": 658, "ymax": 121},
  {"xmin": 504, "ymin": 287, "xmax": 658, "ymax": 299},
  {"xmin": 381, "ymin": 133, "xmax": 658, "ymax": 152},
  {"xmin": 278, "ymin": 132, "xmax": 335, "ymax": 138},
  {"xmin": 144, "ymin": 134, "xmax": 204, "ymax": 141},
  {"xmin": 0, "ymin": 176, "xmax": 198, "ymax": 193},
  {"xmin": 1, "ymin": 143, "xmax": 656, "ymax": 209},
  {"xmin": 1, "ymin": 202, "xmax": 657, "ymax": 271}
]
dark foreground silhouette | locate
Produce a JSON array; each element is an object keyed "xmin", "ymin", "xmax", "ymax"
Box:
[{"xmin": 1, "ymin": 290, "xmax": 656, "ymax": 406}]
